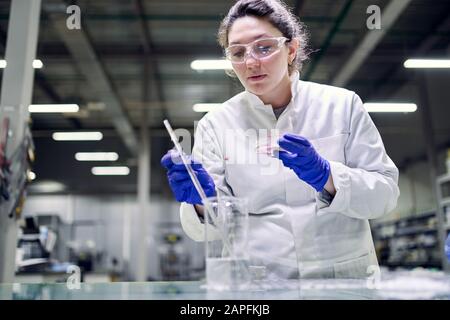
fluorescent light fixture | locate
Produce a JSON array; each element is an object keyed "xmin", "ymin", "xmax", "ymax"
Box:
[
  {"xmin": 0, "ymin": 59, "xmax": 43, "ymax": 68},
  {"xmin": 190, "ymin": 59, "xmax": 233, "ymax": 70},
  {"xmin": 404, "ymin": 59, "xmax": 450, "ymax": 69},
  {"xmin": 29, "ymin": 104, "xmax": 79, "ymax": 113},
  {"xmin": 33, "ymin": 59, "xmax": 43, "ymax": 69},
  {"xmin": 91, "ymin": 166, "xmax": 130, "ymax": 175},
  {"xmin": 29, "ymin": 181, "xmax": 66, "ymax": 193},
  {"xmin": 28, "ymin": 171, "xmax": 36, "ymax": 181},
  {"xmin": 364, "ymin": 103, "xmax": 417, "ymax": 113},
  {"xmin": 193, "ymin": 103, "xmax": 222, "ymax": 112},
  {"xmin": 75, "ymin": 152, "xmax": 119, "ymax": 161},
  {"xmin": 52, "ymin": 132, "xmax": 103, "ymax": 141}
]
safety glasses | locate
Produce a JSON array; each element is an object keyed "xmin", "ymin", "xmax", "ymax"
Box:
[{"xmin": 225, "ymin": 37, "xmax": 289, "ymax": 64}]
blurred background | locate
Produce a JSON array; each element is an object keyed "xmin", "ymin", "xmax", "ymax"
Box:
[{"xmin": 0, "ymin": 0, "xmax": 450, "ymax": 284}]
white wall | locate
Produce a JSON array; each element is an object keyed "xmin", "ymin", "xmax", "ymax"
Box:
[
  {"xmin": 21, "ymin": 194, "xmax": 204, "ymax": 281},
  {"xmin": 376, "ymin": 150, "xmax": 449, "ymax": 226},
  {"xmin": 390, "ymin": 162, "xmax": 434, "ymax": 220},
  {"xmin": 374, "ymin": 68, "xmax": 450, "ymax": 224}
]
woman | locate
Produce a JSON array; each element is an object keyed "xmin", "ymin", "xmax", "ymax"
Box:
[{"xmin": 161, "ymin": 0, "xmax": 399, "ymax": 279}]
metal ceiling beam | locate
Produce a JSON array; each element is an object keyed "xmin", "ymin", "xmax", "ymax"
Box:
[
  {"xmin": 134, "ymin": 0, "xmax": 168, "ymax": 122},
  {"xmin": 332, "ymin": 0, "xmax": 413, "ymax": 87},
  {"xmin": 1, "ymin": 26, "xmax": 57, "ymax": 100},
  {"xmin": 302, "ymin": 0, "xmax": 354, "ymax": 81},
  {"xmin": 37, "ymin": 43, "xmax": 223, "ymax": 57},
  {"xmin": 38, "ymin": 40, "xmax": 450, "ymax": 58},
  {"xmin": 44, "ymin": 1, "xmax": 138, "ymax": 155},
  {"xmin": 368, "ymin": 13, "xmax": 450, "ymax": 100},
  {"xmin": 0, "ymin": 13, "xmax": 335, "ymax": 24},
  {"xmin": 294, "ymin": 0, "xmax": 306, "ymax": 17},
  {"xmin": 0, "ymin": 25, "xmax": 82, "ymax": 129},
  {"xmin": 33, "ymin": 73, "xmax": 83, "ymax": 129}
]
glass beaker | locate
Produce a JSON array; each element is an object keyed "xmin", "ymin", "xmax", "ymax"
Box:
[{"xmin": 202, "ymin": 196, "xmax": 250, "ymax": 291}]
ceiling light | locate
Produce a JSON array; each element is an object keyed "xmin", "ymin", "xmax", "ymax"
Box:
[
  {"xmin": 363, "ymin": 103, "xmax": 417, "ymax": 113},
  {"xmin": 75, "ymin": 152, "xmax": 119, "ymax": 161},
  {"xmin": 28, "ymin": 171, "xmax": 36, "ymax": 181},
  {"xmin": 52, "ymin": 132, "xmax": 103, "ymax": 141},
  {"xmin": 190, "ymin": 59, "xmax": 232, "ymax": 70},
  {"xmin": 0, "ymin": 59, "xmax": 43, "ymax": 69},
  {"xmin": 28, "ymin": 181, "xmax": 66, "ymax": 193},
  {"xmin": 91, "ymin": 166, "xmax": 130, "ymax": 176},
  {"xmin": 29, "ymin": 104, "xmax": 79, "ymax": 113},
  {"xmin": 404, "ymin": 59, "xmax": 450, "ymax": 69},
  {"xmin": 32, "ymin": 59, "xmax": 43, "ymax": 69},
  {"xmin": 86, "ymin": 102, "xmax": 106, "ymax": 111},
  {"xmin": 193, "ymin": 103, "xmax": 222, "ymax": 112}
]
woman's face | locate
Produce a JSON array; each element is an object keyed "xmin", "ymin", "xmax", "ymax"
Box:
[{"xmin": 227, "ymin": 16, "xmax": 297, "ymax": 102}]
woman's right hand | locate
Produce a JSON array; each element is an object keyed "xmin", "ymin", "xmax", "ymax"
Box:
[{"xmin": 160, "ymin": 150, "xmax": 216, "ymax": 205}]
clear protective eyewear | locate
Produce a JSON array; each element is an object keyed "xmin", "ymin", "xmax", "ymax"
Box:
[{"xmin": 225, "ymin": 37, "xmax": 289, "ymax": 63}]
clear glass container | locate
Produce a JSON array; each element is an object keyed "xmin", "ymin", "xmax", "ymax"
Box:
[{"xmin": 202, "ymin": 196, "xmax": 250, "ymax": 291}]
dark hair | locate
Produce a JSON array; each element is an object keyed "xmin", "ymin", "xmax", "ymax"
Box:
[{"xmin": 217, "ymin": 0, "xmax": 310, "ymax": 75}]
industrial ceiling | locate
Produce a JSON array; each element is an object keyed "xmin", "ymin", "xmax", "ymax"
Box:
[{"xmin": 0, "ymin": 0, "xmax": 449, "ymax": 194}]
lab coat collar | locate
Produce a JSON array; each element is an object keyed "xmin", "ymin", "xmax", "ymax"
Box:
[{"xmin": 244, "ymin": 71, "xmax": 300, "ymax": 112}]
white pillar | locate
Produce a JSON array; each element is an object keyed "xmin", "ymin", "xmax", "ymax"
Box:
[
  {"xmin": 0, "ymin": 0, "xmax": 41, "ymax": 283},
  {"xmin": 135, "ymin": 56, "xmax": 151, "ymax": 281}
]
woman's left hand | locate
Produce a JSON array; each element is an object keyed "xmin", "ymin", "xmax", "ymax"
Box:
[{"xmin": 277, "ymin": 133, "xmax": 331, "ymax": 192}]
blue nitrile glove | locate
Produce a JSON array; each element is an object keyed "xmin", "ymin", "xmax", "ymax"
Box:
[
  {"xmin": 160, "ymin": 150, "xmax": 216, "ymax": 205},
  {"xmin": 277, "ymin": 133, "xmax": 330, "ymax": 192}
]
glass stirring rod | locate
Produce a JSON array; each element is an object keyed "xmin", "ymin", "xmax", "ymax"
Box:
[
  {"xmin": 163, "ymin": 119, "xmax": 208, "ymax": 201},
  {"xmin": 162, "ymin": 119, "xmax": 232, "ymax": 251}
]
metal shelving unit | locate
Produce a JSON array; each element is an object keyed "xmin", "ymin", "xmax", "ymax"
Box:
[
  {"xmin": 436, "ymin": 173, "xmax": 450, "ymax": 272},
  {"xmin": 371, "ymin": 174, "xmax": 450, "ymax": 270},
  {"xmin": 372, "ymin": 214, "xmax": 440, "ymax": 268},
  {"xmin": 371, "ymin": 199, "xmax": 450, "ymax": 269}
]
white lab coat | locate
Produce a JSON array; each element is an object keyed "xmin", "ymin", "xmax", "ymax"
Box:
[{"xmin": 179, "ymin": 71, "xmax": 399, "ymax": 279}]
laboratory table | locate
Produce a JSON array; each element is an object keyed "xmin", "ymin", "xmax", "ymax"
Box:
[{"xmin": 1, "ymin": 270, "xmax": 450, "ymax": 300}]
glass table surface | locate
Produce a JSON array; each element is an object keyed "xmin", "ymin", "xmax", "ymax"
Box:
[{"xmin": 2, "ymin": 270, "xmax": 450, "ymax": 300}]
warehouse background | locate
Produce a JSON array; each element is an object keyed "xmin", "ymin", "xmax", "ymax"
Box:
[{"xmin": 0, "ymin": 0, "xmax": 449, "ymax": 282}]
